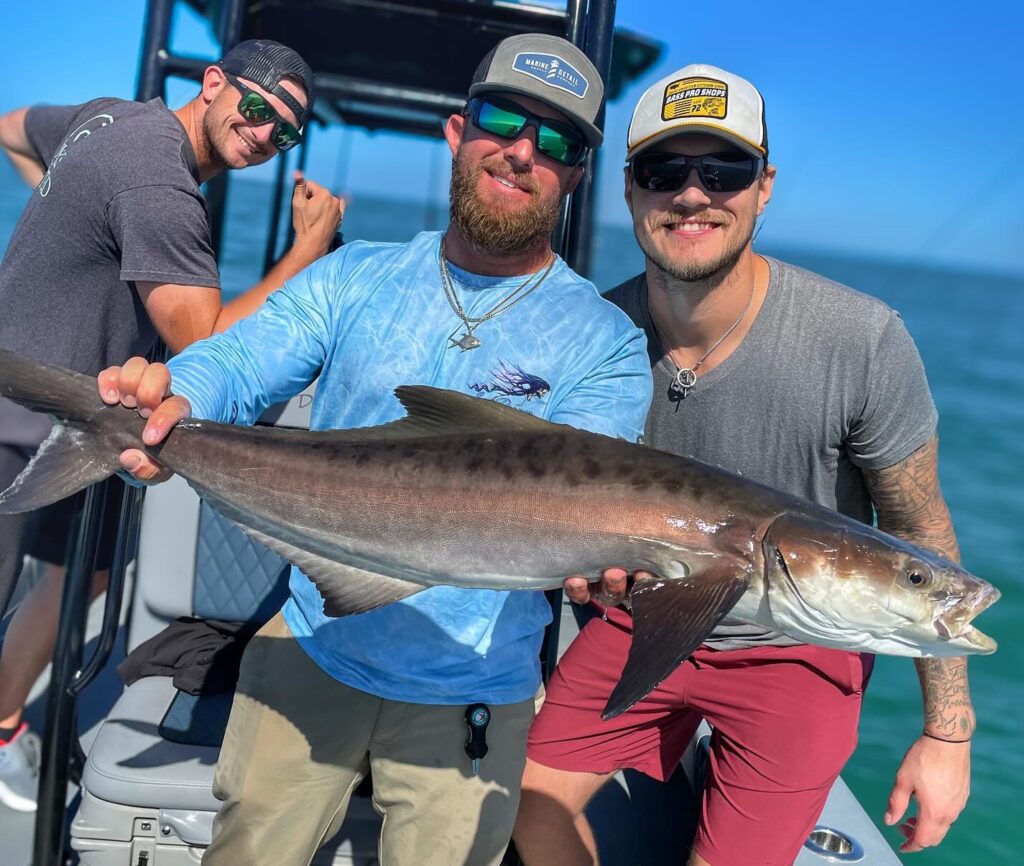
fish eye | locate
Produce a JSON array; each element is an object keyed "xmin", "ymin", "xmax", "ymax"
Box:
[{"xmin": 906, "ymin": 570, "xmax": 930, "ymax": 588}]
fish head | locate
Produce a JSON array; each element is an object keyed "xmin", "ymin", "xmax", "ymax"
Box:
[{"xmin": 760, "ymin": 512, "xmax": 999, "ymax": 657}]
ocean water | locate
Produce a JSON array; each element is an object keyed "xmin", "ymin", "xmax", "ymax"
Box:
[{"xmin": 2, "ymin": 168, "xmax": 1021, "ymax": 864}]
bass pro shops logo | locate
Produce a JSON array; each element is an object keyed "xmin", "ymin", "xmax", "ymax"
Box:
[
  {"xmin": 662, "ymin": 77, "xmax": 728, "ymax": 121},
  {"xmin": 512, "ymin": 53, "xmax": 589, "ymax": 99}
]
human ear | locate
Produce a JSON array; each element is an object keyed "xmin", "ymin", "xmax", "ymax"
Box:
[{"xmin": 756, "ymin": 163, "xmax": 776, "ymax": 216}]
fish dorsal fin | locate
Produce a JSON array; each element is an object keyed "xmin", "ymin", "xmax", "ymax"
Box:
[
  {"xmin": 389, "ymin": 386, "xmax": 559, "ymax": 436},
  {"xmin": 602, "ymin": 563, "xmax": 752, "ymax": 720},
  {"xmin": 198, "ymin": 491, "xmax": 424, "ymax": 617},
  {"xmin": 173, "ymin": 386, "xmax": 561, "ymax": 449}
]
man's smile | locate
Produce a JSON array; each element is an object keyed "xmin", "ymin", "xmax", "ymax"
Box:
[
  {"xmin": 233, "ymin": 127, "xmax": 261, "ymax": 156},
  {"xmin": 484, "ymin": 169, "xmax": 532, "ymax": 196}
]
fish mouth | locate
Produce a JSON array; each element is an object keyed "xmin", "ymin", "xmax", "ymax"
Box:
[{"xmin": 935, "ymin": 583, "xmax": 1000, "ymax": 654}]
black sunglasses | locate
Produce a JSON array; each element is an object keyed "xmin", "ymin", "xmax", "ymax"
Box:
[
  {"xmin": 466, "ymin": 95, "xmax": 587, "ymax": 166},
  {"xmin": 630, "ymin": 151, "xmax": 764, "ymax": 193},
  {"xmin": 223, "ymin": 72, "xmax": 303, "ymax": 152}
]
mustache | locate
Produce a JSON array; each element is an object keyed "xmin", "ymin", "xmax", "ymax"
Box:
[{"xmin": 653, "ymin": 210, "xmax": 729, "ymax": 229}]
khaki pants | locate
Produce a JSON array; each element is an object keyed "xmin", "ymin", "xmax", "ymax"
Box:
[{"xmin": 203, "ymin": 612, "xmax": 536, "ymax": 866}]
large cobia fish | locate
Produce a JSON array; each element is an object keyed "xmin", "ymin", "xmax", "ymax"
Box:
[{"xmin": 0, "ymin": 349, "xmax": 999, "ymax": 718}]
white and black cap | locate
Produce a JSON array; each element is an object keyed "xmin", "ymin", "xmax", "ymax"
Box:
[
  {"xmin": 627, "ymin": 63, "xmax": 768, "ymax": 160},
  {"xmin": 469, "ymin": 33, "xmax": 605, "ymax": 147},
  {"xmin": 220, "ymin": 39, "xmax": 315, "ymax": 127}
]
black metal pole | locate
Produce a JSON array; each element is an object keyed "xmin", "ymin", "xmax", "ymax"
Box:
[
  {"xmin": 263, "ymin": 149, "xmax": 291, "ymax": 275},
  {"xmin": 71, "ymin": 486, "xmax": 144, "ymax": 695},
  {"xmin": 565, "ymin": 0, "xmax": 587, "ymax": 47},
  {"xmin": 32, "ymin": 483, "xmax": 106, "ymax": 866},
  {"xmin": 552, "ymin": 0, "xmax": 588, "ymax": 257},
  {"xmin": 218, "ymin": 0, "xmax": 247, "ymax": 48},
  {"xmin": 542, "ymin": 0, "xmax": 619, "ymax": 685},
  {"xmin": 562, "ymin": 0, "xmax": 618, "ymax": 277},
  {"xmin": 135, "ymin": 0, "xmax": 174, "ymax": 101}
]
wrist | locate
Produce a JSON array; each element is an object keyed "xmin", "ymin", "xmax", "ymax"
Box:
[
  {"xmin": 287, "ymin": 235, "xmax": 328, "ymax": 261},
  {"xmin": 921, "ymin": 729, "xmax": 972, "ymax": 744}
]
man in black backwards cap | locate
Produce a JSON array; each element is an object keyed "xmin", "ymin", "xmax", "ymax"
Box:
[{"xmin": 0, "ymin": 38, "xmax": 343, "ymax": 813}]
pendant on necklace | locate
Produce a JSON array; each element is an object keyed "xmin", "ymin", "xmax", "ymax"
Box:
[
  {"xmin": 450, "ymin": 332, "xmax": 481, "ymax": 352},
  {"xmin": 671, "ymin": 367, "xmax": 697, "ymax": 396}
]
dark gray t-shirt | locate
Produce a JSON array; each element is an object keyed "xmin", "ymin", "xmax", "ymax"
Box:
[
  {"xmin": 0, "ymin": 97, "xmax": 221, "ymax": 447},
  {"xmin": 605, "ymin": 258, "xmax": 938, "ymax": 648}
]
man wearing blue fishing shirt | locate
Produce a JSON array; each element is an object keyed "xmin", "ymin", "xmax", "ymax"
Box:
[{"xmin": 98, "ymin": 34, "xmax": 652, "ymax": 866}]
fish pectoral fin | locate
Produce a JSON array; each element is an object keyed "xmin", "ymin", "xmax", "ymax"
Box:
[
  {"xmin": 601, "ymin": 563, "xmax": 751, "ymax": 720},
  {"xmin": 626, "ymin": 535, "xmax": 705, "ymax": 578},
  {"xmin": 197, "ymin": 493, "xmax": 425, "ymax": 617}
]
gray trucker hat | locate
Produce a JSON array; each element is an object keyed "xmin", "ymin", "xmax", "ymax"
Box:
[
  {"xmin": 469, "ymin": 34, "xmax": 605, "ymax": 147},
  {"xmin": 220, "ymin": 39, "xmax": 315, "ymax": 126}
]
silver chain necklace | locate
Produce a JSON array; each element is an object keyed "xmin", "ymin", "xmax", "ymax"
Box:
[
  {"xmin": 439, "ymin": 237, "xmax": 556, "ymax": 351},
  {"xmin": 664, "ymin": 286, "xmax": 755, "ymax": 397}
]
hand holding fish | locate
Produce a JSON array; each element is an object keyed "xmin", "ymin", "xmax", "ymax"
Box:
[
  {"xmin": 563, "ymin": 567, "xmax": 636, "ymax": 607},
  {"xmin": 97, "ymin": 357, "xmax": 189, "ymax": 483}
]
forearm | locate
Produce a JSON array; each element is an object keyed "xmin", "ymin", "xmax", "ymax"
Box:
[
  {"xmin": 5, "ymin": 149, "xmax": 44, "ymax": 186},
  {"xmin": 0, "ymin": 107, "xmax": 45, "ymax": 187},
  {"xmin": 867, "ymin": 438, "xmax": 974, "ymax": 736},
  {"xmin": 915, "ymin": 657, "xmax": 974, "ymax": 740},
  {"xmin": 213, "ymin": 238, "xmax": 330, "ymax": 333},
  {"xmin": 172, "ymin": 276, "xmax": 330, "ymax": 424}
]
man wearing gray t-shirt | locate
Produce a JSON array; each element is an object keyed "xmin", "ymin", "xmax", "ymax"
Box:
[
  {"xmin": 516, "ymin": 65, "xmax": 974, "ymax": 866},
  {"xmin": 0, "ymin": 39, "xmax": 343, "ymax": 812}
]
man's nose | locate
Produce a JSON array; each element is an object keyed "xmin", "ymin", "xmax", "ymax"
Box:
[
  {"xmin": 249, "ymin": 122, "xmax": 275, "ymax": 148},
  {"xmin": 672, "ymin": 168, "xmax": 712, "ymax": 207},
  {"xmin": 503, "ymin": 129, "xmax": 537, "ymax": 168}
]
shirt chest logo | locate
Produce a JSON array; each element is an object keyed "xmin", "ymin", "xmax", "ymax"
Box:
[{"xmin": 470, "ymin": 361, "xmax": 550, "ymax": 404}]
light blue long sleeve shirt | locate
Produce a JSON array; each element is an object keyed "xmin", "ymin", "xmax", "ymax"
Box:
[{"xmin": 167, "ymin": 231, "xmax": 652, "ymax": 704}]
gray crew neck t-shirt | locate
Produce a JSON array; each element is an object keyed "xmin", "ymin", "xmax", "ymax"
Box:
[
  {"xmin": 0, "ymin": 97, "xmax": 222, "ymax": 447},
  {"xmin": 605, "ymin": 257, "xmax": 937, "ymax": 648}
]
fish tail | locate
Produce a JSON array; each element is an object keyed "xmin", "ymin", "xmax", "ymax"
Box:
[{"xmin": 0, "ymin": 349, "xmax": 126, "ymax": 514}]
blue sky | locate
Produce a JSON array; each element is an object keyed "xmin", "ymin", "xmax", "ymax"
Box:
[{"xmin": 2, "ymin": 1, "xmax": 1021, "ymax": 275}]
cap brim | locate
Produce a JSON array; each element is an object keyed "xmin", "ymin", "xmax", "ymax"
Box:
[
  {"xmin": 627, "ymin": 123, "xmax": 765, "ymax": 160},
  {"xmin": 468, "ymin": 82, "xmax": 603, "ymax": 148}
]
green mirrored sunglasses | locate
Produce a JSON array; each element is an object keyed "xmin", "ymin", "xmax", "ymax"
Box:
[
  {"xmin": 467, "ymin": 95, "xmax": 587, "ymax": 166},
  {"xmin": 224, "ymin": 72, "xmax": 303, "ymax": 152}
]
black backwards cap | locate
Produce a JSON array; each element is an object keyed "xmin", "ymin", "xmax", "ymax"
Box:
[{"xmin": 219, "ymin": 39, "xmax": 315, "ymax": 128}]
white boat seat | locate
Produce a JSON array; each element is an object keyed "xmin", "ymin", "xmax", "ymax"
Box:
[
  {"xmin": 81, "ymin": 676, "xmax": 222, "ymax": 814},
  {"xmin": 79, "ymin": 485, "xmax": 295, "ymax": 814}
]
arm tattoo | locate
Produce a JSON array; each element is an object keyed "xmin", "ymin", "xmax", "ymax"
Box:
[
  {"xmin": 916, "ymin": 657, "xmax": 975, "ymax": 738},
  {"xmin": 863, "ymin": 438, "xmax": 975, "ymax": 738},
  {"xmin": 863, "ymin": 438, "xmax": 959, "ymax": 562}
]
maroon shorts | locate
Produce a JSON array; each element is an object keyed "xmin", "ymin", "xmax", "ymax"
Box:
[{"xmin": 528, "ymin": 606, "xmax": 874, "ymax": 866}]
